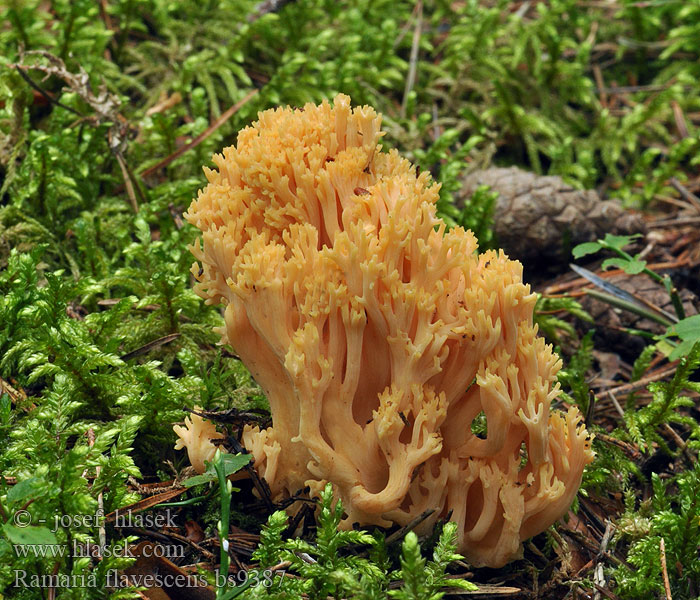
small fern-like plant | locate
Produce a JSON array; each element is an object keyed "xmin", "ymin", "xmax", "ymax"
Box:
[
  {"xmin": 243, "ymin": 483, "xmax": 477, "ymax": 599},
  {"xmin": 624, "ymin": 342, "xmax": 700, "ymax": 455},
  {"xmin": 612, "ymin": 462, "xmax": 700, "ymax": 599}
]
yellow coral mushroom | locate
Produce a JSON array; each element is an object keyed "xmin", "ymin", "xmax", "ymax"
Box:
[
  {"xmin": 183, "ymin": 94, "xmax": 594, "ymax": 568},
  {"xmin": 173, "ymin": 408, "xmax": 225, "ymax": 474}
]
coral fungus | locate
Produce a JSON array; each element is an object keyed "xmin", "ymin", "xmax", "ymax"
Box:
[{"xmin": 182, "ymin": 94, "xmax": 594, "ymax": 567}]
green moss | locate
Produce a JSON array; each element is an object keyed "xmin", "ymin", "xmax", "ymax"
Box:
[{"xmin": 2, "ymin": 1, "xmax": 700, "ymax": 597}]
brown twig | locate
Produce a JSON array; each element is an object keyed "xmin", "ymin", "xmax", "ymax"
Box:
[
  {"xmin": 158, "ymin": 529, "xmax": 216, "ymax": 561},
  {"xmin": 47, "ymin": 562, "xmax": 60, "ymax": 600},
  {"xmin": 393, "ymin": 2, "xmax": 423, "ymax": 49},
  {"xmin": 593, "ymin": 65, "xmax": 607, "ymax": 108},
  {"xmin": 671, "ymin": 100, "xmax": 689, "ymax": 139},
  {"xmin": 192, "ymin": 406, "xmax": 271, "ymax": 429},
  {"xmin": 146, "ymin": 92, "xmax": 183, "ymax": 117},
  {"xmin": 385, "ymin": 508, "xmax": 435, "ymax": 546},
  {"xmin": 605, "ymin": 363, "xmax": 678, "ymax": 398},
  {"xmin": 606, "ymin": 391, "xmax": 626, "ymax": 419},
  {"xmin": 14, "ymin": 65, "xmax": 83, "ymax": 116},
  {"xmin": 592, "ymin": 521, "xmax": 615, "ymax": 600},
  {"xmin": 592, "ymin": 583, "xmax": 621, "ymax": 600},
  {"xmin": 139, "ymin": 89, "xmax": 258, "ymax": 180},
  {"xmin": 662, "ymin": 423, "xmax": 696, "ymax": 466},
  {"xmin": 0, "ymin": 377, "xmax": 27, "ymax": 405},
  {"xmin": 560, "ymin": 525, "xmax": 628, "ymax": 569},
  {"xmin": 169, "ymin": 203, "xmax": 185, "ymax": 229},
  {"xmin": 660, "ymin": 537, "xmax": 672, "ymax": 600},
  {"xmin": 669, "ymin": 177, "xmax": 700, "ymax": 215},
  {"xmin": 595, "ymin": 83, "xmax": 672, "ymax": 94},
  {"xmin": 401, "ymin": 0, "xmax": 422, "ymax": 118},
  {"xmin": 648, "ymin": 216, "xmax": 700, "ymax": 228},
  {"xmin": 103, "ymin": 487, "xmax": 188, "ymax": 523},
  {"xmin": 596, "ymin": 432, "xmax": 642, "ymax": 460},
  {"xmin": 113, "ymin": 147, "xmax": 141, "ymax": 213},
  {"xmin": 119, "ymin": 333, "xmax": 181, "ymax": 361}
]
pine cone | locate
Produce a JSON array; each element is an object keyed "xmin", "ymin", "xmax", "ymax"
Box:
[{"xmin": 458, "ymin": 167, "xmax": 645, "ymax": 267}]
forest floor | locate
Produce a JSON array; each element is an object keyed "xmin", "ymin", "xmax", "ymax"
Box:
[{"xmin": 2, "ymin": 1, "xmax": 700, "ymax": 599}]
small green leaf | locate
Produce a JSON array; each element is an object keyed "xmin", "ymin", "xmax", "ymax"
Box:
[
  {"xmin": 601, "ymin": 257, "xmax": 647, "ymax": 274},
  {"xmin": 6, "ymin": 477, "xmax": 47, "ymax": 504},
  {"xmin": 183, "ymin": 473, "xmax": 216, "ymax": 487},
  {"xmin": 3, "ymin": 524, "xmax": 57, "ymax": 546},
  {"xmin": 218, "ymin": 453, "xmax": 251, "ymax": 477},
  {"xmin": 183, "ymin": 452, "xmax": 250, "ymax": 487},
  {"xmin": 669, "ymin": 339, "xmax": 698, "ymax": 361},
  {"xmin": 601, "ymin": 233, "xmax": 641, "ymax": 251},
  {"xmin": 572, "ymin": 241, "xmax": 602, "ymax": 259},
  {"xmin": 672, "ymin": 314, "xmax": 700, "ymax": 341}
]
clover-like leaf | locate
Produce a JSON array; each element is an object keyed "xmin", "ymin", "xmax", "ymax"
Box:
[
  {"xmin": 601, "ymin": 257, "xmax": 647, "ymax": 274},
  {"xmin": 572, "ymin": 241, "xmax": 603, "ymax": 259}
]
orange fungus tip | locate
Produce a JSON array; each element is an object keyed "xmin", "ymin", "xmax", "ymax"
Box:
[{"xmin": 173, "ymin": 408, "xmax": 225, "ymax": 475}]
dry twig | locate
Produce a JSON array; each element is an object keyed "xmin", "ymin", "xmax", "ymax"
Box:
[
  {"xmin": 401, "ymin": 1, "xmax": 423, "ymax": 118},
  {"xmin": 139, "ymin": 89, "xmax": 258, "ymax": 179},
  {"xmin": 13, "ymin": 51, "xmax": 142, "ymax": 212},
  {"xmin": 669, "ymin": 177, "xmax": 700, "ymax": 214},
  {"xmin": 660, "ymin": 537, "xmax": 672, "ymax": 600}
]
